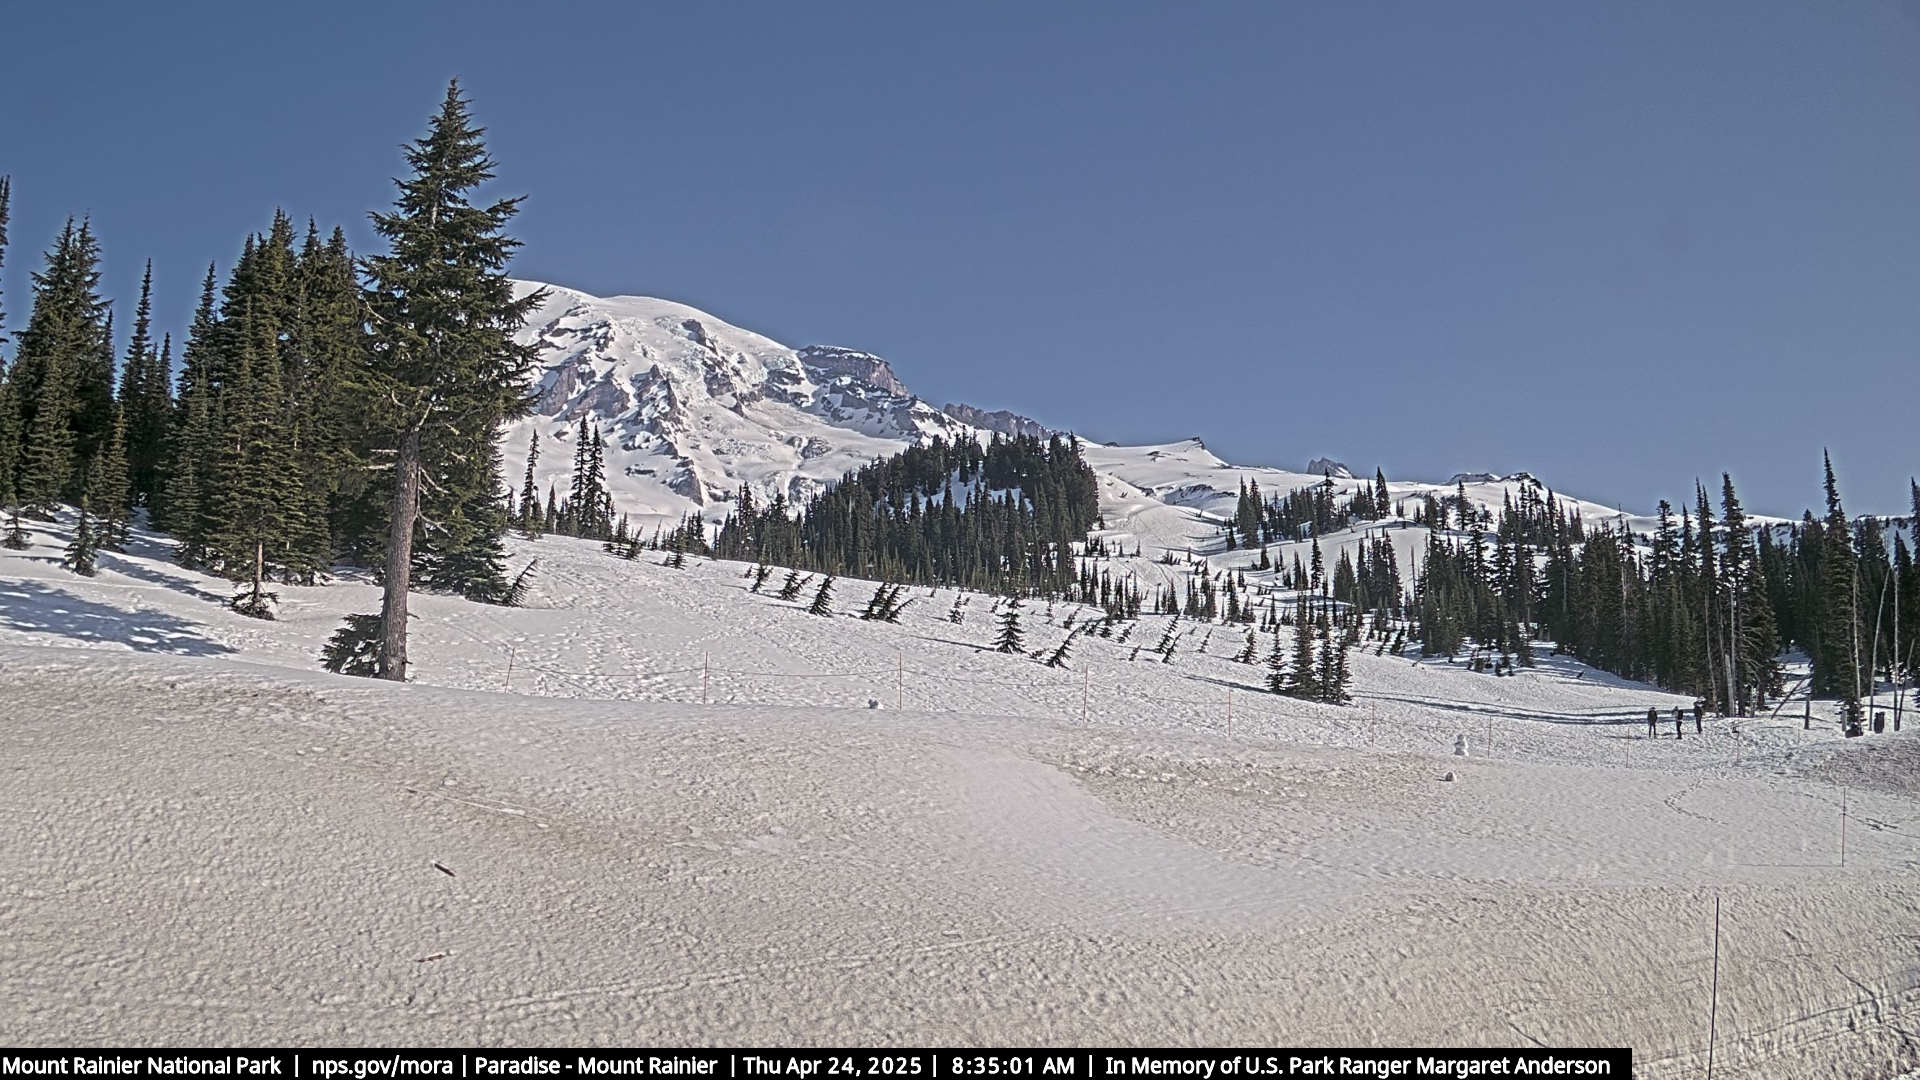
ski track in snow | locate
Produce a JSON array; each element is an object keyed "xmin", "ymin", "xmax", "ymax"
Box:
[{"xmin": 0, "ymin": 512, "xmax": 1917, "ymax": 1074}]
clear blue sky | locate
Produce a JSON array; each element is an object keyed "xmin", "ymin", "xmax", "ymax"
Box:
[{"xmin": 3, "ymin": 2, "xmax": 1916, "ymax": 516}]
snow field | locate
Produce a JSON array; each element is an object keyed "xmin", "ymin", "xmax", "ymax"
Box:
[{"xmin": 0, "ymin": 513, "xmax": 1916, "ymax": 1074}]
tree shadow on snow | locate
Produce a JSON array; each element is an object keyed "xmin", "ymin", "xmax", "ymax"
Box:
[
  {"xmin": 0, "ymin": 581, "xmax": 233, "ymax": 657},
  {"xmin": 92, "ymin": 549, "xmax": 232, "ymax": 606}
]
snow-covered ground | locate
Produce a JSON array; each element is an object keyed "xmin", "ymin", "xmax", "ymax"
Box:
[{"xmin": 2, "ymin": 511, "xmax": 1916, "ymax": 1074}]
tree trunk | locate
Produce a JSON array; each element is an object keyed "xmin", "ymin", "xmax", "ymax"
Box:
[{"xmin": 378, "ymin": 426, "xmax": 423, "ymax": 681}]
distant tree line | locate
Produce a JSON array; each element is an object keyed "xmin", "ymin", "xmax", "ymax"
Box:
[{"xmin": 1408, "ymin": 461, "xmax": 1917, "ymax": 733}]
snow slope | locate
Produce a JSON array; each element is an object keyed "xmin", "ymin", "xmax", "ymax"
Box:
[
  {"xmin": 505, "ymin": 285, "xmax": 1643, "ymax": 550},
  {"xmin": 504, "ymin": 284, "xmax": 977, "ymax": 524},
  {"xmin": 2, "ymin": 513, "xmax": 1917, "ymax": 1073}
]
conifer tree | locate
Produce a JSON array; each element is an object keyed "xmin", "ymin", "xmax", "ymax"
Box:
[
  {"xmin": 12, "ymin": 220, "xmax": 109, "ymax": 514},
  {"xmin": 1817, "ymin": 454, "xmax": 1863, "ymax": 729},
  {"xmin": 995, "ymin": 597, "xmax": 1025, "ymax": 652},
  {"xmin": 355, "ymin": 82, "xmax": 544, "ymax": 680},
  {"xmin": 1288, "ymin": 600, "xmax": 1319, "ymax": 699},
  {"xmin": 117, "ymin": 260, "xmax": 172, "ymax": 510},
  {"xmin": 749, "ymin": 562, "xmax": 772, "ymax": 593},
  {"xmin": 88, "ymin": 407, "xmax": 131, "ymax": 550},
  {"xmin": 210, "ymin": 308, "xmax": 300, "ymax": 619},
  {"xmin": 517, "ymin": 429, "xmax": 541, "ymax": 534},
  {"xmin": 1235, "ymin": 627, "xmax": 1258, "ymax": 664},
  {"xmin": 1265, "ymin": 627, "xmax": 1288, "ymax": 693},
  {"xmin": 1044, "ymin": 628, "xmax": 1074, "ymax": 668},
  {"xmin": 160, "ymin": 267, "xmax": 220, "ymax": 561},
  {"xmin": 320, "ymin": 614, "xmax": 384, "ymax": 677},
  {"xmin": 807, "ymin": 574, "xmax": 836, "ymax": 616},
  {"xmin": 0, "ymin": 175, "xmax": 10, "ymax": 351},
  {"xmin": 776, "ymin": 568, "xmax": 805, "ymax": 601},
  {"xmin": 62, "ymin": 498, "xmax": 98, "ymax": 576}
]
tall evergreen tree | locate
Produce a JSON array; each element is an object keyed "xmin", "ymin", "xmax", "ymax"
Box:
[
  {"xmin": 1816, "ymin": 453, "xmax": 1862, "ymax": 729},
  {"xmin": 118, "ymin": 262, "xmax": 173, "ymax": 510},
  {"xmin": 11, "ymin": 219, "xmax": 110, "ymax": 514},
  {"xmin": 354, "ymin": 82, "xmax": 544, "ymax": 679},
  {"xmin": 517, "ymin": 429, "xmax": 541, "ymax": 533}
]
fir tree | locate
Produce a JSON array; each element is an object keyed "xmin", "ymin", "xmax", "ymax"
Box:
[
  {"xmin": 159, "ymin": 266, "xmax": 219, "ymax": 561},
  {"xmin": 861, "ymin": 581, "xmax": 892, "ymax": 620},
  {"xmin": 355, "ymin": 82, "xmax": 544, "ymax": 680},
  {"xmin": 1044, "ymin": 628, "xmax": 1075, "ymax": 668},
  {"xmin": 320, "ymin": 614, "xmax": 385, "ymax": 677},
  {"xmin": 776, "ymin": 568, "xmax": 805, "ymax": 601},
  {"xmin": 748, "ymin": 562, "xmax": 772, "ymax": 593},
  {"xmin": 62, "ymin": 498, "xmax": 98, "ymax": 576},
  {"xmin": 517, "ymin": 429, "xmax": 542, "ymax": 535},
  {"xmin": 1265, "ymin": 627, "xmax": 1288, "ymax": 693},
  {"xmin": 88, "ymin": 406, "xmax": 131, "ymax": 550},
  {"xmin": 1235, "ymin": 627, "xmax": 1258, "ymax": 664},
  {"xmin": 1817, "ymin": 453, "xmax": 1862, "ymax": 729},
  {"xmin": 807, "ymin": 574, "xmax": 836, "ymax": 616},
  {"xmin": 118, "ymin": 260, "xmax": 173, "ymax": 510},
  {"xmin": 1288, "ymin": 601, "xmax": 1319, "ymax": 699},
  {"xmin": 995, "ymin": 597, "xmax": 1026, "ymax": 653},
  {"xmin": 12, "ymin": 219, "xmax": 109, "ymax": 514},
  {"xmin": 0, "ymin": 175, "xmax": 10, "ymax": 350}
]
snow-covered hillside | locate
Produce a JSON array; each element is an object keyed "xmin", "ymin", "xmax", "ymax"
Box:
[
  {"xmin": 505, "ymin": 283, "xmax": 977, "ymax": 520},
  {"xmin": 1, "ymin": 512, "xmax": 1916, "ymax": 1071},
  {"xmin": 505, "ymin": 284, "xmax": 1634, "ymax": 547}
]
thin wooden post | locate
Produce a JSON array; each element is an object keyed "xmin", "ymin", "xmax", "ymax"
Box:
[
  {"xmin": 505, "ymin": 646, "xmax": 516, "ymax": 693},
  {"xmin": 1706, "ymin": 894, "xmax": 1722, "ymax": 1080},
  {"xmin": 1841, "ymin": 787, "xmax": 1848, "ymax": 867}
]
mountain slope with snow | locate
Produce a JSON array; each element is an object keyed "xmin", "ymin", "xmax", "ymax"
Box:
[
  {"xmin": 1, "ymin": 510, "xmax": 1915, "ymax": 1071},
  {"xmin": 505, "ymin": 284, "xmax": 1639, "ymax": 547},
  {"xmin": 506, "ymin": 283, "xmax": 977, "ymax": 519}
]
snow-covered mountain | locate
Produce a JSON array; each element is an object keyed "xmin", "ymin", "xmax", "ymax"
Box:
[
  {"xmin": 506, "ymin": 283, "xmax": 977, "ymax": 517},
  {"xmin": 505, "ymin": 282, "xmax": 1634, "ymax": 539}
]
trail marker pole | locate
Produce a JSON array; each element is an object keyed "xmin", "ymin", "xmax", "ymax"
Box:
[
  {"xmin": 505, "ymin": 646, "xmax": 516, "ymax": 693},
  {"xmin": 702, "ymin": 652, "xmax": 710, "ymax": 704},
  {"xmin": 1706, "ymin": 894, "xmax": 1722, "ymax": 1080},
  {"xmin": 1841, "ymin": 787, "xmax": 1848, "ymax": 867}
]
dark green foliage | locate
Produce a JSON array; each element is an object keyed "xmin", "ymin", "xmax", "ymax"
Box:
[
  {"xmin": 806, "ymin": 574, "xmax": 836, "ymax": 616},
  {"xmin": 994, "ymin": 597, "xmax": 1025, "ymax": 653},
  {"xmin": 499, "ymin": 559, "xmax": 539, "ymax": 607},
  {"xmin": 10, "ymin": 219, "xmax": 109, "ymax": 514},
  {"xmin": 320, "ymin": 614, "xmax": 385, "ymax": 677},
  {"xmin": 358, "ymin": 82, "xmax": 544, "ymax": 678},
  {"xmin": 749, "ymin": 562, "xmax": 772, "ymax": 593},
  {"xmin": 516, "ymin": 430, "xmax": 543, "ymax": 536},
  {"xmin": 1044, "ymin": 628, "xmax": 1074, "ymax": 668},
  {"xmin": 712, "ymin": 433, "xmax": 1099, "ymax": 598},
  {"xmin": 61, "ymin": 499, "xmax": 98, "ymax": 576},
  {"xmin": 117, "ymin": 262, "xmax": 173, "ymax": 510},
  {"xmin": 776, "ymin": 568, "xmax": 805, "ymax": 601},
  {"xmin": 88, "ymin": 407, "xmax": 131, "ymax": 550}
]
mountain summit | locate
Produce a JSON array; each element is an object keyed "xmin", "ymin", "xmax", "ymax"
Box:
[{"xmin": 507, "ymin": 283, "xmax": 973, "ymax": 515}]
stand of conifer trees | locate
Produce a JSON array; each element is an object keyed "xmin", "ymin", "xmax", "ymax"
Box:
[
  {"xmin": 0, "ymin": 84, "xmax": 539, "ymax": 678},
  {"xmin": 709, "ymin": 432, "xmax": 1100, "ymax": 598}
]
